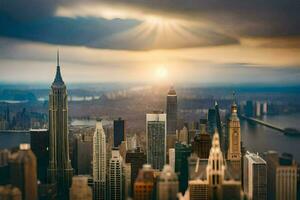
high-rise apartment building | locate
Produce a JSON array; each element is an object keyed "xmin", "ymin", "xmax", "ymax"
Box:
[
  {"xmin": 47, "ymin": 54, "xmax": 73, "ymax": 199},
  {"xmin": 243, "ymin": 151, "xmax": 267, "ymax": 200},
  {"xmin": 9, "ymin": 144, "xmax": 38, "ymax": 200},
  {"xmin": 146, "ymin": 112, "xmax": 167, "ymax": 170},
  {"xmin": 93, "ymin": 121, "xmax": 107, "ymax": 200}
]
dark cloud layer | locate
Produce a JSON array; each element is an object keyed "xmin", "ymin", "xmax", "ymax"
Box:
[{"xmin": 0, "ymin": 0, "xmax": 299, "ymax": 50}]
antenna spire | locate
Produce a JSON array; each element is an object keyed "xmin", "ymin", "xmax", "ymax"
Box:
[{"xmin": 57, "ymin": 49, "xmax": 60, "ymax": 66}]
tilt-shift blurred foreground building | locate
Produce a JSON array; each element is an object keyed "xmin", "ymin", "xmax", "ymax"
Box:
[
  {"xmin": 157, "ymin": 165, "xmax": 179, "ymax": 200},
  {"xmin": 9, "ymin": 144, "xmax": 38, "ymax": 200},
  {"xmin": 146, "ymin": 111, "xmax": 167, "ymax": 170},
  {"xmin": 47, "ymin": 53, "xmax": 73, "ymax": 199},
  {"xmin": 134, "ymin": 164, "xmax": 156, "ymax": 200},
  {"xmin": 125, "ymin": 147, "xmax": 147, "ymax": 193},
  {"xmin": 69, "ymin": 176, "xmax": 92, "ymax": 200}
]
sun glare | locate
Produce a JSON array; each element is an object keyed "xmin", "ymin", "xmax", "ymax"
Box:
[{"xmin": 155, "ymin": 67, "xmax": 168, "ymax": 79}]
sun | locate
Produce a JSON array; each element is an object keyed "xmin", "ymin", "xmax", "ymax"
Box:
[{"xmin": 155, "ymin": 67, "xmax": 168, "ymax": 79}]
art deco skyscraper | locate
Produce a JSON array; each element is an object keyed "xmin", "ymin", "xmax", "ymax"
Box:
[
  {"xmin": 9, "ymin": 144, "xmax": 38, "ymax": 200},
  {"xmin": 227, "ymin": 97, "xmax": 241, "ymax": 178},
  {"xmin": 93, "ymin": 121, "xmax": 106, "ymax": 200},
  {"xmin": 47, "ymin": 52, "xmax": 73, "ymax": 199},
  {"xmin": 146, "ymin": 111, "xmax": 167, "ymax": 170}
]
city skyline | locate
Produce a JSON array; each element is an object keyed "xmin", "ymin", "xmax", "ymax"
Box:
[{"xmin": 0, "ymin": 1, "xmax": 300, "ymax": 199}]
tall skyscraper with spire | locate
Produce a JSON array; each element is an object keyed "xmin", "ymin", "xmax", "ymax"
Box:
[
  {"xmin": 93, "ymin": 120, "xmax": 107, "ymax": 200},
  {"xmin": 47, "ymin": 51, "xmax": 73, "ymax": 199},
  {"xmin": 227, "ymin": 93, "xmax": 242, "ymax": 178}
]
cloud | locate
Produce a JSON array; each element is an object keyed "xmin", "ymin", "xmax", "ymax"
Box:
[{"xmin": 0, "ymin": 0, "xmax": 299, "ymax": 50}]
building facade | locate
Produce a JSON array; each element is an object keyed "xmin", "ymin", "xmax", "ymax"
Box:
[
  {"xmin": 108, "ymin": 149, "xmax": 124, "ymax": 200},
  {"xmin": 114, "ymin": 118, "xmax": 125, "ymax": 147},
  {"xmin": 47, "ymin": 56, "xmax": 73, "ymax": 199},
  {"xmin": 227, "ymin": 100, "xmax": 242, "ymax": 179},
  {"xmin": 9, "ymin": 144, "xmax": 38, "ymax": 200},
  {"xmin": 134, "ymin": 164, "xmax": 155, "ymax": 200},
  {"xmin": 243, "ymin": 151, "xmax": 267, "ymax": 200},
  {"xmin": 125, "ymin": 147, "xmax": 147, "ymax": 193},
  {"xmin": 93, "ymin": 121, "xmax": 107, "ymax": 200},
  {"xmin": 69, "ymin": 176, "xmax": 92, "ymax": 200},
  {"xmin": 166, "ymin": 87, "xmax": 177, "ymax": 135},
  {"xmin": 146, "ymin": 112, "xmax": 167, "ymax": 170},
  {"xmin": 157, "ymin": 165, "xmax": 179, "ymax": 200}
]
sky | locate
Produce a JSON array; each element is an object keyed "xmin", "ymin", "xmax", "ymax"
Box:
[{"xmin": 0, "ymin": 0, "xmax": 300, "ymax": 85}]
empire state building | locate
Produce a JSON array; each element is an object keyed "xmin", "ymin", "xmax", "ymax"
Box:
[{"xmin": 47, "ymin": 52, "xmax": 73, "ymax": 199}]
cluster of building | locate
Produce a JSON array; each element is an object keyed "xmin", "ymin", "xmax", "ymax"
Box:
[{"xmin": 0, "ymin": 56, "xmax": 299, "ymax": 200}]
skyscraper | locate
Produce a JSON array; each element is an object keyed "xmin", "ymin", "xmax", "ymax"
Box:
[
  {"xmin": 177, "ymin": 126, "xmax": 188, "ymax": 144},
  {"xmin": 207, "ymin": 108, "xmax": 216, "ymax": 135},
  {"xmin": 9, "ymin": 144, "xmax": 38, "ymax": 200},
  {"xmin": 188, "ymin": 130, "xmax": 242, "ymax": 200},
  {"xmin": 69, "ymin": 176, "xmax": 92, "ymax": 200},
  {"xmin": 125, "ymin": 147, "xmax": 147, "ymax": 193},
  {"xmin": 93, "ymin": 121, "xmax": 106, "ymax": 200},
  {"xmin": 157, "ymin": 165, "xmax": 179, "ymax": 200},
  {"xmin": 166, "ymin": 87, "xmax": 177, "ymax": 135},
  {"xmin": 30, "ymin": 129, "xmax": 49, "ymax": 183},
  {"xmin": 243, "ymin": 151, "xmax": 267, "ymax": 200},
  {"xmin": 191, "ymin": 126, "xmax": 211, "ymax": 159},
  {"xmin": 114, "ymin": 118, "xmax": 125, "ymax": 147},
  {"xmin": 175, "ymin": 142, "xmax": 192, "ymax": 194},
  {"xmin": 47, "ymin": 53, "xmax": 73, "ymax": 199},
  {"xmin": 73, "ymin": 134, "xmax": 93, "ymax": 175},
  {"xmin": 134, "ymin": 164, "xmax": 155, "ymax": 200},
  {"xmin": 146, "ymin": 111, "xmax": 167, "ymax": 170},
  {"xmin": 264, "ymin": 151, "xmax": 297, "ymax": 200},
  {"xmin": 215, "ymin": 101, "xmax": 224, "ymax": 150},
  {"xmin": 108, "ymin": 149, "xmax": 124, "ymax": 200},
  {"xmin": 166, "ymin": 87, "xmax": 177, "ymax": 151},
  {"xmin": 227, "ymin": 98, "xmax": 242, "ymax": 179}
]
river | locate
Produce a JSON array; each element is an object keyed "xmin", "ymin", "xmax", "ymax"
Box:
[{"xmin": 241, "ymin": 113, "xmax": 300, "ymax": 162}]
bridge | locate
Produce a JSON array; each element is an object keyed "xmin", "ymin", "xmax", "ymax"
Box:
[{"xmin": 240, "ymin": 115, "xmax": 287, "ymax": 134}]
